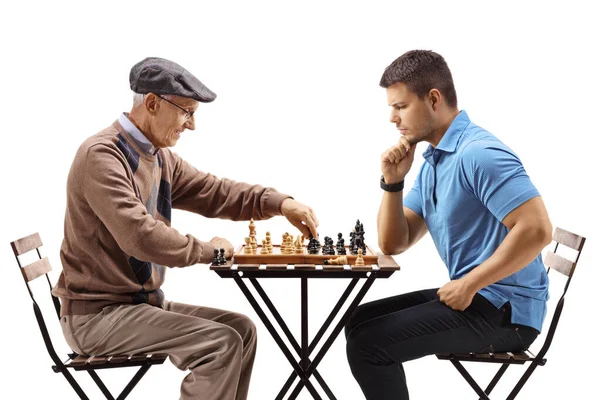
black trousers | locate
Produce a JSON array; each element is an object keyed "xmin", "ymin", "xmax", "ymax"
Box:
[{"xmin": 344, "ymin": 288, "xmax": 539, "ymax": 400}]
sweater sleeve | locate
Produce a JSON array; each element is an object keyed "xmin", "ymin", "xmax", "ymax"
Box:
[
  {"xmin": 167, "ymin": 150, "xmax": 291, "ymax": 220},
  {"xmin": 83, "ymin": 144, "xmax": 215, "ymax": 266}
]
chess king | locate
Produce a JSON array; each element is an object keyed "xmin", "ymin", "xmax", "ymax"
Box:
[
  {"xmin": 344, "ymin": 50, "xmax": 552, "ymax": 400},
  {"xmin": 52, "ymin": 57, "xmax": 319, "ymax": 400}
]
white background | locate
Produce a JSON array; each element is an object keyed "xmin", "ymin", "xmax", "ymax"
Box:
[{"xmin": 1, "ymin": 1, "xmax": 598, "ymax": 399}]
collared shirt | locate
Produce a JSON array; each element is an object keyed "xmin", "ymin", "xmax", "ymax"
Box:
[
  {"xmin": 404, "ymin": 110, "xmax": 549, "ymax": 332},
  {"xmin": 118, "ymin": 113, "xmax": 159, "ymax": 155}
]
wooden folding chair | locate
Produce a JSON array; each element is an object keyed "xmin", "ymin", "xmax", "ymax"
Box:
[
  {"xmin": 436, "ymin": 227, "xmax": 586, "ymax": 399},
  {"xmin": 11, "ymin": 232, "xmax": 168, "ymax": 400}
]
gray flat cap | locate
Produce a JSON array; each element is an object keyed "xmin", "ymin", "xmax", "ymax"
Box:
[{"xmin": 130, "ymin": 57, "xmax": 216, "ymax": 102}]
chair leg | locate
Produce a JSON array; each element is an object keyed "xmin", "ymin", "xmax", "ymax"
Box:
[
  {"xmin": 88, "ymin": 370, "xmax": 115, "ymax": 400},
  {"xmin": 59, "ymin": 369, "xmax": 90, "ymax": 400},
  {"xmin": 85, "ymin": 365, "xmax": 153, "ymax": 400},
  {"xmin": 450, "ymin": 360, "xmax": 490, "ymax": 400},
  {"xmin": 506, "ymin": 362, "xmax": 540, "ymax": 400},
  {"xmin": 116, "ymin": 365, "xmax": 151, "ymax": 400},
  {"xmin": 484, "ymin": 363, "xmax": 510, "ymax": 397}
]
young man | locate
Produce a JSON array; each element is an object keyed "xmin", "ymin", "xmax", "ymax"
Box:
[
  {"xmin": 52, "ymin": 57, "xmax": 319, "ymax": 400},
  {"xmin": 345, "ymin": 50, "xmax": 552, "ymax": 400}
]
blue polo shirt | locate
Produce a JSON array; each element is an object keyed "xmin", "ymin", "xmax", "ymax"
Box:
[{"xmin": 404, "ymin": 111, "xmax": 549, "ymax": 332}]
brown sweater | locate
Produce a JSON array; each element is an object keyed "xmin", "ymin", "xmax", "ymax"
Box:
[{"xmin": 52, "ymin": 120, "xmax": 289, "ymax": 316}]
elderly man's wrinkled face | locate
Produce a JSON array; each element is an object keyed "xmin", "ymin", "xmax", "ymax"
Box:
[{"xmin": 150, "ymin": 94, "xmax": 199, "ymax": 148}]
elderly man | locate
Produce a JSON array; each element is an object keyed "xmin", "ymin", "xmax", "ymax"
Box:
[{"xmin": 52, "ymin": 57, "xmax": 319, "ymax": 400}]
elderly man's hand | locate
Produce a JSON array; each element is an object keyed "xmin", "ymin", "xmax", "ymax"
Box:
[
  {"xmin": 209, "ymin": 237, "xmax": 234, "ymax": 259},
  {"xmin": 280, "ymin": 198, "xmax": 319, "ymax": 239}
]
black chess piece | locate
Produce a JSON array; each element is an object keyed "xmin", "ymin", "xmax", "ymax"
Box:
[
  {"xmin": 329, "ymin": 237, "xmax": 336, "ymax": 255},
  {"xmin": 308, "ymin": 237, "xmax": 320, "ymax": 254},
  {"xmin": 218, "ymin": 248, "xmax": 227, "ymax": 265},
  {"xmin": 323, "ymin": 236, "xmax": 336, "ymax": 255},
  {"xmin": 350, "ymin": 219, "xmax": 366, "ymax": 255},
  {"xmin": 355, "ymin": 235, "xmax": 365, "ymax": 255},
  {"xmin": 321, "ymin": 236, "xmax": 329, "ymax": 254},
  {"xmin": 211, "ymin": 249, "xmax": 220, "ymax": 265},
  {"xmin": 336, "ymin": 233, "xmax": 346, "ymax": 255}
]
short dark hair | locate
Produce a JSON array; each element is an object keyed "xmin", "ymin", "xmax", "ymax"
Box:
[{"xmin": 380, "ymin": 50, "xmax": 457, "ymax": 108}]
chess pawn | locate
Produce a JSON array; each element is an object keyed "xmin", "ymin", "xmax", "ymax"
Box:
[
  {"xmin": 354, "ymin": 249, "xmax": 365, "ymax": 266},
  {"xmin": 244, "ymin": 237, "xmax": 252, "ymax": 254},
  {"xmin": 282, "ymin": 235, "xmax": 288, "ymax": 254},
  {"xmin": 260, "ymin": 239, "xmax": 269, "ymax": 254},
  {"xmin": 281, "ymin": 232, "xmax": 289, "ymax": 253},
  {"xmin": 212, "ymin": 248, "xmax": 220, "ymax": 265},
  {"xmin": 218, "ymin": 248, "xmax": 227, "ymax": 265},
  {"xmin": 286, "ymin": 235, "xmax": 294, "ymax": 254},
  {"xmin": 266, "ymin": 232, "xmax": 273, "ymax": 253},
  {"xmin": 251, "ymin": 236, "xmax": 258, "ymax": 253},
  {"xmin": 337, "ymin": 233, "xmax": 347, "ymax": 255}
]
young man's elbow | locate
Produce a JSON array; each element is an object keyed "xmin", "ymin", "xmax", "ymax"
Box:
[
  {"xmin": 539, "ymin": 220, "xmax": 554, "ymax": 246},
  {"xmin": 526, "ymin": 218, "xmax": 553, "ymax": 248},
  {"xmin": 378, "ymin": 238, "xmax": 407, "ymax": 255}
]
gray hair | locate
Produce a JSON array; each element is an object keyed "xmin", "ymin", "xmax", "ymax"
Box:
[{"xmin": 133, "ymin": 92, "xmax": 171, "ymax": 106}]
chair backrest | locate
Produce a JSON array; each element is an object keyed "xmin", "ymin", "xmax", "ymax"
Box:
[
  {"xmin": 536, "ymin": 227, "xmax": 586, "ymax": 359},
  {"xmin": 11, "ymin": 232, "xmax": 64, "ymax": 365}
]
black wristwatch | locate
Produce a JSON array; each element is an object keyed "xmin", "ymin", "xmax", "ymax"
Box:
[{"xmin": 380, "ymin": 175, "xmax": 404, "ymax": 192}]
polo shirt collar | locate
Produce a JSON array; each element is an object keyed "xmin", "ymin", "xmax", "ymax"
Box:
[{"xmin": 422, "ymin": 110, "xmax": 471, "ymax": 162}]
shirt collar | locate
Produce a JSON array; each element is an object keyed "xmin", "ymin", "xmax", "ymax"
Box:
[
  {"xmin": 422, "ymin": 110, "xmax": 471, "ymax": 161},
  {"xmin": 118, "ymin": 113, "xmax": 159, "ymax": 155}
]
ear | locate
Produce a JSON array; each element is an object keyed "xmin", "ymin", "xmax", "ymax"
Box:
[
  {"xmin": 428, "ymin": 89, "xmax": 442, "ymax": 111},
  {"xmin": 144, "ymin": 93, "xmax": 160, "ymax": 115}
]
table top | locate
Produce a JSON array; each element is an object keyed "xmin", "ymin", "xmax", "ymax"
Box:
[{"xmin": 211, "ymin": 252, "xmax": 400, "ymax": 279}]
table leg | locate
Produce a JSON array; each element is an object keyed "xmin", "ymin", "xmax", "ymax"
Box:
[
  {"xmin": 252, "ymin": 277, "xmax": 343, "ymax": 399},
  {"xmin": 234, "ymin": 274, "xmax": 323, "ymax": 399},
  {"xmin": 301, "ymin": 277, "xmax": 308, "ymax": 370},
  {"xmin": 235, "ymin": 272, "xmax": 379, "ymax": 400},
  {"xmin": 232, "ymin": 274, "xmax": 304, "ymax": 377},
  {"xmin": 306, "ymin": 274, "xmax": 377, "ymax": 378}
]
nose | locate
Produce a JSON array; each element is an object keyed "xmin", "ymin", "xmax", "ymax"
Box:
[
  {"xmin": 185, "ymin": 115, "xmax": 196, "ymax": 131},
  {"xmin": 389, "ymin": 109, "xmax": 399, "ymax": 124}
]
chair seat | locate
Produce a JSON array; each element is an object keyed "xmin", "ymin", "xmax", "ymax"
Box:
[
  {"xmin": 436, "ymin": 351, "xmax": 544, "ymax": 365},
  {"xmin": 65, "ymin": 353, "xmax": 168, "ymax": 371}
]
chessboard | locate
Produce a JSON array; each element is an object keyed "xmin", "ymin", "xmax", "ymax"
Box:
[
  {"xmin": 232, "ymin": 244, "xmax": 379, "ymax": 265},
  {"xmin": 209, "ymin": 217, "xmax": 400, "ymax": 272}
]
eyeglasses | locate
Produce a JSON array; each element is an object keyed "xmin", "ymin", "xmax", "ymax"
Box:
[{"xmin": 157, "ymin": 95, "xmax": 195, "ymax": 120}]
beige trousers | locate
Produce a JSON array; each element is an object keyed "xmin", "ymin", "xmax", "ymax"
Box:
[{"xmin": 60, "ymin": 301, "xmax": 257, "ymax": 400}]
